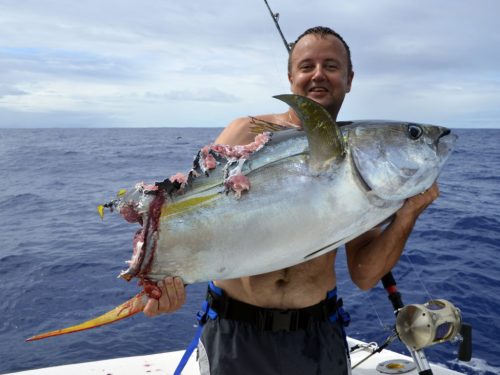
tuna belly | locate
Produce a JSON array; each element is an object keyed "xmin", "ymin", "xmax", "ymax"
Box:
[{"xmin": 149, "ymin": 163, "xmax": 401, "ymax": 283}]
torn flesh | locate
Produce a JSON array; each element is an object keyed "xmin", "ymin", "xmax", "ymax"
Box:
[
  {"xmin": 200, "ymin": 132, "xmax": 271, "ymax": 196},
  {"xmin": 121, "ymin": 191, "xmax": 164, "ymax": 282},
  {"xmin": 224, "ymin": 159, "xmax": 251, "ymax": 198},
  {"xmin": 114, "ymin": 132, "xmax": 272, "ymax": 286}
]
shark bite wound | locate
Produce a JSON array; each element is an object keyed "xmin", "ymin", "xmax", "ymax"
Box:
[
  {"xmin": 208, "ymin": 132, "xmax": 271, "ymax": 197},
  {"xmin": 119, "ymin": 183, "xmax": 164, "ymax": 283},
  {"xmin": 118, "ymin": 133, "xmax": 271, "ymax": 284}
]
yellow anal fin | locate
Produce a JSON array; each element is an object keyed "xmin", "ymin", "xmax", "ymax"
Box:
[
  {"xmin": 26, "ymin": 292, "xmax": 148, "ymax": 342},
  {"xmin": 161, "ymin": 193, "xmax": 219, "ymax": 218}
]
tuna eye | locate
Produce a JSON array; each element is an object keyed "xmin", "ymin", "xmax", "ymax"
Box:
[{"xmin": 408, "ymin": 124, "xmax": 423, "ymax": 140}]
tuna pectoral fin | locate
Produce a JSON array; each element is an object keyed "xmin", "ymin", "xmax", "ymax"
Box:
[
  {"xmin": 26, "ymin": 292, "xmax": 148, "ymax": 342},
  {"xmin": 274, "ymin": 94, "xmax": 346, "ymax": 170}
]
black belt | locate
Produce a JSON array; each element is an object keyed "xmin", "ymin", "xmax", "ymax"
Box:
[{"xmin": 206, "ymin": 287, "xmax": 341, "ymax": 332}]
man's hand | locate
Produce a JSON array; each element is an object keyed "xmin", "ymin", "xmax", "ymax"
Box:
[
  {"xmin": 400, "ymin": 182, "xmax": 439, "ymax": 217},
  {"xmin": 143, "ymin": 277, "xmax": 186, "ymax": 317},
  {"xmin": 345, "ymin": 182, "xmax": 440, "ymax": 290}
]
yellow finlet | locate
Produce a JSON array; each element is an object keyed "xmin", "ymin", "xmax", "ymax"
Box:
[
  {"xmin": 97, "ymin": 204, "xmax": 105, "ymax": 219},
  {"xmin": 26, "ymin": 292, "xmax": 148, "ymax": 342},
  {"xmin": 117, "ymin": 189, "xmax": 127, "ymax": 197}
]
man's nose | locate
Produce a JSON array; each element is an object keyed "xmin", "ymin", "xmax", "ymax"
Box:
[{"xmin": 311, "ymin": 65, "xmax": 326, "ymax": 81}]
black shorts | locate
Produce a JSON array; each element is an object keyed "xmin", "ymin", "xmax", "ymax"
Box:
[{"xmin": 198, "ymin": 317, "xmax": 350, "ymax": 375}]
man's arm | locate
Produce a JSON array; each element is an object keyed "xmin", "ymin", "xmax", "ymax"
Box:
[
  {"xmin": 215, "ymin": 117, "xmax": 256, "ymax": 145},
  {"xmin": 345, "ymin": 182, "xmax": 440, "ymax": 290}
]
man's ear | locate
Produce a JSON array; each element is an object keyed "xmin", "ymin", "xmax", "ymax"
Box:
[{"xmin": 346, "ymin": 71, "xmax": 354, "ymax": 93}]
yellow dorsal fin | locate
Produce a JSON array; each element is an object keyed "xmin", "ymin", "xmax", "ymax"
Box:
[{"xmin": 273, "ymin": 94, "xmax": 345, "ymax": 171}]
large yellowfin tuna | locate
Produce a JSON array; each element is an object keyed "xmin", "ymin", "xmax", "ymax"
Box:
[{"xmin": 27, "ymin": 94, "xmax": 456, "ymax": 341}]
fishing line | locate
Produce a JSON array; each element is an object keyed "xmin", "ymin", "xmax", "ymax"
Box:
[
  {"xmin": 364, "ymin": 292, "xmax": 385, "ymax": 329},
  {"xmin": 403, "ymin": 252, "xmax": 435, "ymax": 302}
]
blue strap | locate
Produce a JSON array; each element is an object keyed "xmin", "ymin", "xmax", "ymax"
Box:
[
  {"xmin": 174, "ymin": 284, "xmax": 350, "ymax": 374},
  {"xmin": 326, "ymin": 287, "xmax": 338, "ymax": 300},
  {"xmin": 173, "ymin": 283, "xmax": 220, "ymax": 375},
  {"xmin": 209, "ymin": 280, "xmax": 223, "ymax": 296},
  {"xmin": 327, "ymin": 293, "xmax": 351, "ymax": 359},
  {"xmin": 329, "ymin": 300, "xmax": 351, "ymax": 327},
  {"xmin": 173, "ymin": 324, "xmax": 204, "ymax": 375}
]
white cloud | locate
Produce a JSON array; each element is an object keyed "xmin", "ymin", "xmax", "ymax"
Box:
[
  {"xmin": 0, "ymin": 0, "xmax": 499, "ymax": 128},
  {"xmin": 146, "ymin": 89, "xmax": 239, "ymax": 103}
]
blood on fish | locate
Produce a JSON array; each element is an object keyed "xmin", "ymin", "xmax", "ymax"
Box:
[
  {"xmin": 138, "ymin": 191, "xmax": 165, "ymax": 278},
  {"xmin": 119, "ymin": 203, "xmax": 141, "ymax": 223},
  {"xmin": 139, "ymin": 279, "xmax": 162, "ymax": 299}
]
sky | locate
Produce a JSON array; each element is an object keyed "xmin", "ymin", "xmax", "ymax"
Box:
[{"xmin": 0, "ymin": 0, "xmax": 499, "ymax": 128}]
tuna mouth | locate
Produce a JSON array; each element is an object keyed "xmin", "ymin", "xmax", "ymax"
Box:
[
  {"xmin": 120, "ymin": 191, "xmax": 165, "ymax": 281},
  {"xmin": 439, "ymin": 128, "xmax": 451, "ymax": 139},
  {"xmin": 436, "ymin": 127, "xmax": 457, "ymax": 159}
]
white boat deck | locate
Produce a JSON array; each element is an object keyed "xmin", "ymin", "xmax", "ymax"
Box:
[{"xmin": 6, "ymin": 337, "xmax": 463, "ymax": 375}]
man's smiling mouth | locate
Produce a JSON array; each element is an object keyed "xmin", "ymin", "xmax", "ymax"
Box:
[{"xmin": 309, "ymin": 87, "xmax": 328, "ymax": 92}]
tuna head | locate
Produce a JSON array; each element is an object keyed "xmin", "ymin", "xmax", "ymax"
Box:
[{"xmin": 346, "ymin": 121, "xmax": 457, "ymax": 200}]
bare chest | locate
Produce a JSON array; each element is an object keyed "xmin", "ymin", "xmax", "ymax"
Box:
[{"xmin": 216, "ymin": 251, "xmax": 337, "ymax": 309}]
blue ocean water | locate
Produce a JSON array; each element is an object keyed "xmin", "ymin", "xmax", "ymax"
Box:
[{"xmin": 0, "ymin": 128, "xmax": 499, "ymax": 375}]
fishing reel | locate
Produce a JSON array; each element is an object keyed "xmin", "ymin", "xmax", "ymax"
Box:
[{"xmin": 395, "ymin": 299, "xmax": 472, "ymax": 360}]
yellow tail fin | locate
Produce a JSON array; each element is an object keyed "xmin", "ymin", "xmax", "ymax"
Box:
[{"xmin": 26, "ymin": 292, "xmax": 148, "ymax": 342}]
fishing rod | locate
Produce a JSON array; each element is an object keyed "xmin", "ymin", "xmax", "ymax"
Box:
[{"xmin": 262, "ymin": 0, "xmax": 291, "ymax": 53}]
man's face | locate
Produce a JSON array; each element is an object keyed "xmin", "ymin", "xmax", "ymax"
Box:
[{"xmin": 288, "ymin": 34, "xmax": 354, "ymax": 119}]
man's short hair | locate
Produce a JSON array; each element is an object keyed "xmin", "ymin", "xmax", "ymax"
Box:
[{"xmin": 288, "ymin": 26, "xmax": 353, "ymax": 75}]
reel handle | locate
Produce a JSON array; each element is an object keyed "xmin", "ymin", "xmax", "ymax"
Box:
[{"xmin": 458, "ymin": 323, "xmax": 472, "ymax": 361}]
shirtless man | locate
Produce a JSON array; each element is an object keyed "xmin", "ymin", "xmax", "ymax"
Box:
[{"xmin": 144, "ymin": 27, "xmax": 439, "ymax": 374}]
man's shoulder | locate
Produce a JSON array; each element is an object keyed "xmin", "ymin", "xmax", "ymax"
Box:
[{"xmin": 216, "ymin": 113, "xmax": 289, "ymax": 145}]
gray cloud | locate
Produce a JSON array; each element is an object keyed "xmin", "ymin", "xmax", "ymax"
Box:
[
  {"xmin": 0, "ymin": 47, "xmax": 136, "ymax": 82},
  {"xmin": 0, "ymin": 84, "xmax": 28, "ymax": 98}
]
